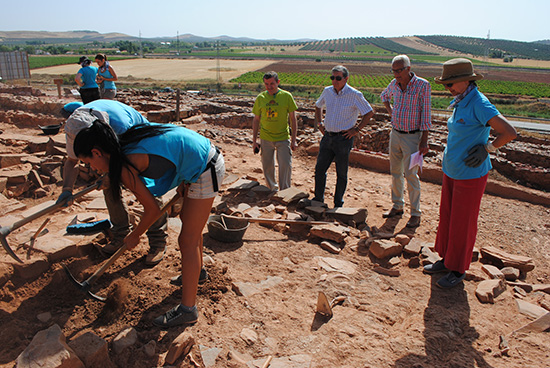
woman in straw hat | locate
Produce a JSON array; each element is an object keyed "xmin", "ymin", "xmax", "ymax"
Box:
[{"xmin": 424, "ymin": 58, "xmax": 517, "ymax": 288}]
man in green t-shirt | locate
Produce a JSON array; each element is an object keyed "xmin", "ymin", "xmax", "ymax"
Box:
[{"xmin": 252, "ymin": 71, "xmax": 298, "ymax": 191}]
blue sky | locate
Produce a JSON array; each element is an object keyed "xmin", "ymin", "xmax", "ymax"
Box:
[{"xmin": 2, "ymin": 0, "xmax": 548, "ymax": 42}]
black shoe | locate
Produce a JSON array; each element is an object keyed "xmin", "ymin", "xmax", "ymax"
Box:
[
  {"xmin": 436, "ymin": 272, "xmax": 466, "ymax": 289},
  {"xmin": 383, "ymin": 208, "xmax": 404, "ymax": 218},
  {"xmin": 423, "ymin": 260, "xmax": 448, "ymax": 274},
  {"xmin": 153, "ymin": 305, "xmax": 198, "ymax": 328},
  {"xmin": 170, "ymin": 268, "xmax": 208, "ymax": 286}
]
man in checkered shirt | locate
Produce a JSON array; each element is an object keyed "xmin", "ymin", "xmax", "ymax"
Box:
[{"xmin": 381, "ymin": 55, "xmax": 432, "ymax": 228}]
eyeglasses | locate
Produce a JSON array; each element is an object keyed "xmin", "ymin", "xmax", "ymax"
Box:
[
  {"xmin": 330, "ymin": 75, "xmax": 344, "ymax": 81},
  {"xmin": 391, "ymin": 67, "xmax": 406, "ymax": 74},
  {"xmin": 445, "ymin": 83, "xmax": 454, "ymax": 88}
]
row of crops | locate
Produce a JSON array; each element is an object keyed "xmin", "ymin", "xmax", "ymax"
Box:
[
  {"xmin": 231, "ymin": 71, "xmax": 550, "ymax": 99},
  {"xmin": 299, "ymin": 37, "xmax": 434, "ymax": 55},
  {"xmin": 417, "ymin": 35, "xmax": 550, "ymax": 61}
]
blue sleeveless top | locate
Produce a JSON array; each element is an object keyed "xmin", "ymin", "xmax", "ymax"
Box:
[{"xmin": 123, "ymin": 124, "xmax": 211, "ymax": 196}]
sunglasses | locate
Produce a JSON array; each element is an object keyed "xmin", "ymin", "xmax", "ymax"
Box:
[
  {"xmin": 330, "ymin": 75, "xmax": 344, "ymax": 81},
  {"xmin": 391, "ymin": 67, "xmax": 406, "ymax": 74},
  {"xmin": 445, "ymin": 83, "xmax": 454, "ymax": 88}
]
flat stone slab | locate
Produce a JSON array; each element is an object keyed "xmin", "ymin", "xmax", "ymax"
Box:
[
  {"xmin": 516, "ymin": 299, "xmax": 549, "ymax": 320},
  {"xmin": 480, "ymin": 245, "xmax": 535, "ymax": 273},
  {"xmin": 249, "ymin": 354, "xmax": 312, "ymax": 368},
  {"xmin": 227, "ymin": 178, "xmax": 259, "ymax": 191},
  {"xmin": 272, "ymin": 187, "xmax": 308, "ymax": 204},
  {"xmin": 309, "ymin": 224, "xmax": 348, "ymax": 243},
  {"xmin": 232, "ymin": 276, "xmax": 284, "ymax": 297},
  {"xmin": 315, "ymin": 256, "xmax": 356, "ymax": 275},
  {"xmin": 325, "ymin": 207, "xmax": 367, "ymax": 224}
]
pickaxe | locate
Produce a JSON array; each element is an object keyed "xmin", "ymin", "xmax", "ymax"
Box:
[
  {"xmin": 1, "ymin": 181, "xmax": 102, "ymax": 263},
  {"xmin": 63, "ymin": 192, "xmax": 181, "ymax": 302}
]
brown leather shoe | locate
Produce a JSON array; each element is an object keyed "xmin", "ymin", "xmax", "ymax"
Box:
[
  {"xmin": 406, "ymin": 215, "xmax": 421, "ymax": 228},
  {"xmin": 145, "ymin": 246, "xmax": 166, "ymax": 266},
  {"xmin": 382, "ymin": 208, "xmax": 404, "ymax": 218}
]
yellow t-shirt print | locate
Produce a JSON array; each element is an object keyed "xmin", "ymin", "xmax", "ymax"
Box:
[{"xmin": 266, "ymin": 106, "xmax": 278, "ymax": 120}]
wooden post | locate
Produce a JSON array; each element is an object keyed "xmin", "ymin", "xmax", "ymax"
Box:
[
  {"xmin": 175, "ymin": 88, "xmax": 180, "ymax": 121},
  {"xmin": 53, "ymin": 79, "xmax": 63, "ymax": 98}
]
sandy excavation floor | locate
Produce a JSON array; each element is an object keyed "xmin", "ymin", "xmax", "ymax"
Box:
[{"xmin": 0, "ymin": 83, "xmax": 549, "ymax": 368}]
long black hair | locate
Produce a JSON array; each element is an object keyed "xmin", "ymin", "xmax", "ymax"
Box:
[{"xmin": 73, "ymin": 121, "xmax": 173, "ymax": 200}]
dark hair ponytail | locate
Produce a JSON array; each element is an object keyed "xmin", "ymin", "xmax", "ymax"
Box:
[{"xmin": 73, "ymin": 120, "xmax": 130, "ymax": 201}]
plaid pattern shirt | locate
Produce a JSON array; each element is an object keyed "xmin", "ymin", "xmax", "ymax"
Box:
[
  {"xmin": 380, "ymin": 73, "xmax": 432, "ymax": 132},
  {"xmin": 316, "ymin": 84, "xmax": 373, "ymax": 132}
]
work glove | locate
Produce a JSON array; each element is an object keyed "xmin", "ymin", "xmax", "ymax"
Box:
[
  {"xmin": 56, "ymin": 190, "xmax": 74, "ymax": 207},
  {"xmin": 464, "ymin": 144, "xmax": 489, "ymax": 168}
]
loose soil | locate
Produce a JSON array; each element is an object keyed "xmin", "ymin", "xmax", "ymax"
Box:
[{"xmin": 0, "ymin": 78, "xmax": 549, "ymax": 368}]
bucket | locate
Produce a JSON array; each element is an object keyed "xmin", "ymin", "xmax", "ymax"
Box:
[
  {"xmin": 207, "ymin": 214, "xmax": 249, "ymax": 243},
  {"xmin": 39, "ymin": 124, "xmax": 62, "ymax": 135}
]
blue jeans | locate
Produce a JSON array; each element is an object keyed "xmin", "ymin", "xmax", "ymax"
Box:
[{"xmin": 314, "ymin": 134, "xmax": 354, "ymax": 207}]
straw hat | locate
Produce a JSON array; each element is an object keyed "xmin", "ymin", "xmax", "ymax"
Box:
[{"xmin": 434, "ymin": 58, "xmax": 483, "ymax": 84}]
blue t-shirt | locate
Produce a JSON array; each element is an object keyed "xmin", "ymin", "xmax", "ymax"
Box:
[
  {"xmin": 78, "ymin": 66, "xmax": 99, "ymax": 89},
  {"xmin": 84, "ymin": 100, "xmax": 149, "ymax": 134},
  {"xmin": 98, "ymin": 67, "xmax": 116, "ymax": 90},
  {"xmin": 443, "ymin": 87, "xmax": 500, "ymax": 180},
  {"xmin": 124, "ymin": 125, "xmax": 211, "ymax": 196}
]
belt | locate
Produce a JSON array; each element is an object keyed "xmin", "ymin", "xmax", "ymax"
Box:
[
  {"xmin": 326, "ymin": 131, "xmax": 346, "ymax": 136},
  {"xmin": 203, "ymin": 146, "xmax": 220, "ymax": 192},
  {"xmin": 393, "ymin": 128, "xmax": 420, "ymax": 134}
]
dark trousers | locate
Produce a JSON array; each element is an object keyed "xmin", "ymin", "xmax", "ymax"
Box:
[
  {"xmin": 314, "ymin": 134, "xmax": 354, "ymax": 207},
  {"xmin": 79, "ymin": 87, "xmax": 100, "ymax": 104}
]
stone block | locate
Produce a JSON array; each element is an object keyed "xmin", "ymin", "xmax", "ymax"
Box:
[
  {"xmin": 112, "ymin": 327, "xmax": 138, "ymax": 354},
  {"xmin": 325, "ymin": 207, "xmax": 367, "ymax": 224},
  {"xmin": 475, "ymin": 279, "xmax": 506, "ymax": 303},
  {"xmin": 16, "ymin": 324, "xmax": 84, "ymax": 368},
  {"xmin": 272, "ymin": 187, "xmax": 309, "ymax": 204},
  {"xmin": 373, "ymin": 265, "xmax": 400, "ymax": 277},
  {"xmin": 0, "ymin": 153, "xmax": 27, "ymax": 168},
  {"xmin": 403, "ymin": 237, "xmax": 422, "ymax": 256},
  {"xmin": 394, "ymin": 234, "xmax": 410, "ymax": 246},
  {"xmin": 369, "ymin": 239, "xmax": 403, "ymax": 259},
  {"xmin": 309, "ymin": 224, "xmax": 348, "ymax": 243},
  {"xmin": 165, "ymin": 332, "xmax": 195, "ymax": 365},
  {"xmin": 481, "ymin": 264, "xmax": 505, "ymax": 280},
  {"xmin": 319, "ymin": 240, "xmax": 342, "ymax": 254},
  {"xmin": 69, "ymin": 331, "xmax": 112, "ymax": 368},
  {"xmin": 501, "ymin": 266, "xmax": 520, "ymax": 281}
]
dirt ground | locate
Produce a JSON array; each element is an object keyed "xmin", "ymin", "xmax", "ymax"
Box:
[
  {"xmin": 0, "ymin": 81, "xmax": 549, "ymax": 368},
  {"xmin": 34, "ymin": 59, "xmax": 275, "ymax": 82}
]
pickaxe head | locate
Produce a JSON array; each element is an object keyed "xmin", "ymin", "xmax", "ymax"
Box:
[
  {"xmin": 0, "ymin": 225, "xmax": 23, "ymax": 263},
  {"xmin": 62, "ymin": 263, "xmax": 106, "ymax": 302}
]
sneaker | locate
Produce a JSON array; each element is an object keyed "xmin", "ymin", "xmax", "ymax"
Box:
[
  {"xmin": 153, "ymin": 305, "xmax": 198, "ymax": 328},
  {"xmin": 423, "ymin": 260, "xmax": 448, "ymax": 274},
  {"xmin": 436, "ymin": 272, "xmax": 466, "ymax": 289},
  {"xmin": 406, "ymin": 215, "xmax": 421, "ymax": 228},
  {"xmin": 382, "ymin": 208, "xmax": 404, "ymax": 218},
  {"xmin": 145, "ymin": 246, "xmax": 166, "ymax": 266},
  {"xmin": 170, "ymin": 268, "xmax": 209, "ymax": 286}
]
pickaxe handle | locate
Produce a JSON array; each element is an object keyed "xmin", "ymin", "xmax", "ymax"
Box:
[
  {"xmin": 65, "ymin": 192, "xmax": 182, "ymax": 301},
  {"xmin": 1, "ymin": 180, "xmax": 102, "ymax": 263}
]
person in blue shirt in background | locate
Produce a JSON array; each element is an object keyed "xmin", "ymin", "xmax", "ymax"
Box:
[
  {"xmin": 75, "ymin": 56, "xmax": 100, "ymax": 104},
  {"xmin": 95, "ymin": 54, "xmax": 118, "ymax": 100}
]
